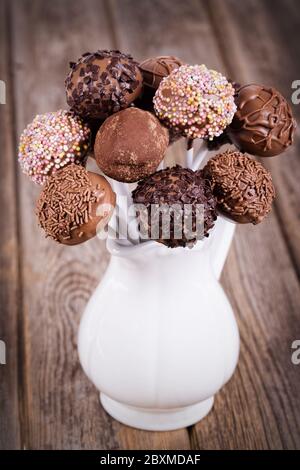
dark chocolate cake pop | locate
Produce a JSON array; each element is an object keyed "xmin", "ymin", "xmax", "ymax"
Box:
[
  {"xmin": 65, "ymin": 50, "xmax": 143, "ymax": 120},
  {"xmin": 94, "ymin": 108, "xmax": 169, "ymax": 183},
  {"xmin": 202, "ymin": 150, "xmax": 275, "ymax": 224},
  {"xmin": 228, "ymin": 84, "xmax": 296, "ymax": 157},
  {"xmin": 36, "ymin": 164, "xmax": 116, "ymax": 245},
  {"xmin": 132, "ymin": 165, "xmax": 217, "ymax": 248}
]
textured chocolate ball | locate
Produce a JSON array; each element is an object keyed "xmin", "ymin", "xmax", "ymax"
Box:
[
  {"xmin": 202, "ymin": 150, "xmax": 275, "ymax": 224},
  {"xmin": 228, "ymin": 84, "xmax": 296, "ymax": 157},
  {"xmin": 65, "ymin": 50, "xmax": 143, "ymax": 120},
  {"xmin": 132, "ymin": 165, "xmax": 217, "ymax": 248},
  {"xmin": 18, "ymin": 110, "xmax": 91, "ymax": 185},
  {"xmin": 36, "ymin": 164, "xmax": 116, "ymax": 245},
  {"xmin": 154, "ymin": 64, "xmax": 236, "ymax": 140},
  {"xmin": 94, "ymin": 108, "xmax": 169, "ymax": 182}
]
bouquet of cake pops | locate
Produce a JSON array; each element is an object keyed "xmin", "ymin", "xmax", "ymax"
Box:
[{"xmin": 18, "ymin": 50, "xmax": 296, "ymax": 248}]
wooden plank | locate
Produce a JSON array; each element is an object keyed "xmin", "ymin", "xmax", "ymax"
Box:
[
  {"xmin": 0, "ymin": 0, "xmax": 22, "ymax": 450},
  {"xmin": 10, "ymin": 0, "xmax": 191, "ymax": 450},
  {"xmin": 110, "ymin": 0, "xmax": 300, "ymax": 449},
  {"xmin": 10, "ymin": 0, "xmax": 118, "ymax": 450},
  {"xmin": 206, "ymin": 0, "xmax": 300, "ymax": 276},
  {"xmin": 202, "ymin": 0, "xmax": 300, "ymax": 449}
]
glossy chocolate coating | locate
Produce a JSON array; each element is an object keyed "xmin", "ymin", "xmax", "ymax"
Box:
[
  {"xmin": 140, "ymin": 55, "xmax": 184, "ymax": 89},
  {"xmin": 228, "ymin": 84, "xmax": 296, "ymax": 157}
]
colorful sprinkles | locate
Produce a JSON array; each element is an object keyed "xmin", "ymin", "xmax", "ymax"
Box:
[
  {"xmin": 18, "ymin": 110, "xmax": 91, "ymax": 185},
  {"xmin": 153, "ymin": 64, "xmax": 237, "ymax": 140}
]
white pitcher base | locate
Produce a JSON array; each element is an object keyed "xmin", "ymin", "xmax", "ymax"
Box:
[{"xmin": 100, "ymin": 393, "xmax": 214, "ymax": 431}]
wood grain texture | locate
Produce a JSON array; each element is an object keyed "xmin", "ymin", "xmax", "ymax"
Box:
[
  {"xmin": 1, "ymin": 0, "xmax": 299, "ymax": 450},
  {"xmin": 207, "ymin": 0, "xmax": 300, "ymax": 276},
  {"xmin": 0, "ymin": 0, "xmax": 21, "ymax": 450},
  {"xmin": 198, "ymin": 0, "xmax": 300, "ymax": 449},
  {"xmin": 9, "ymin": 0, "xmax": 190, "ymax": 450},
  {"xmin": 95, "ymin": 0, "xmax": 300, "ymax": 450},
  {"xmin": 10, "ymin": 0, "xmax": 116, "ymax": 450}
]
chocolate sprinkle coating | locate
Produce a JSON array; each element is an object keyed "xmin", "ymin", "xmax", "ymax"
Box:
[
  {"xmin": 94, "ymin": 108, "xmax": 169, "ymax": 183},
  {"xmin": 228, "ymin": 84, "xmax": 296, "ymax": 157},
  {"xmin": 202, "ymin": 150, "xmax": 275, "ymax": 224},
  {"xmin": 65, "ymin": 50, "xmax": 143, "ymax": 119},
  {"xmin": 132, "ymin": 165, "xmax": 217, "ymax": 248},
  {"xmin": 36, "ymin": 164, "xmax": 116, "ymax": 245}
]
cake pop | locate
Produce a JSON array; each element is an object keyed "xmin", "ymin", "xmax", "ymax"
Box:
[
  {"xmin": 202, "ymin": 150, "xmax": 275, "ymax": 224},
  {"xmin": 228, "ymin": 84, "xmax": 296, "ymax": 157},
  {"xmin": 94, "ymin": 108, "xmax": 169, "ymax": 183},
  {"xmin": 36, "ymin": 164, "xmax": 116, "ymax": 245},
  {"xmin": 18, "ymin": 110, "xmax": 91, "ymax": 185},
  {"xmin": 140, "ymin": 56, "xmax": 184, "ymax": 90},
  {"xmin": 132, "ymin": 165, "xmax": 217, "ymax": 248},
  {"xmin": 153, "ymin": 64, "xmax": 236, "ymax": 140},
  {"xmin": 137, "ymin": 56, "xmax": 184, "ymax": 112},
  {"xmin": 65, "ymin": 50, "xmax": 143, "ymax": 120}
]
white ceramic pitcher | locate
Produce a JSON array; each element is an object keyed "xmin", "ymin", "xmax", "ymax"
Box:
[{"xmin": 78, "ymin": 215, "xmax": 239, "ymax": 431}]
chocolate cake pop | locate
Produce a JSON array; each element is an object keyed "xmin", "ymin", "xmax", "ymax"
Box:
[
  {"xmin": 94, "ymin": 108, "xmax": 169, "ymax": 183},
  {"xmin": 153, "ymin": 64, "xmax": 236, "ymax": 140},
  {"xmin": 138, "ymin": 56, "xmax": 183, "ymax": 112},
  {"xmin": 132, "ymin": 165, "xmax": 217, "ymax": 248},
  {"xmin": 18, "ymin": 110, "xmax": 91, "ymax": 185},
  {"xmin": 202, "ymin": 150, "xmax": 275, "ymax": 224},
  {"xmin": 228, "ymin": 84, "xmax": 296, "ymax": 157},
  {"xmin": 65, "ymin": 50, "xmax": 143, "ymax": 120},
  {"xmin": 36, "ymin": 164, "xmax": 116, "ymax": 245},
  {"xmin": 140, "ymin": 56, "xmax": 184, "ymax": 90}
]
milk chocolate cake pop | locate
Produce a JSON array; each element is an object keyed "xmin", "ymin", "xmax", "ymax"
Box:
[
  {"xmin": 228, "ymin": 84, "xmax": 296, "ymax": 157},
  {"xmin": 65, "ymin": 50, "xmax": 143, "ymax": 120},
  {"xmin": 18, "ymin": 110, "xmax": 91, "ymax": 185},
  {"xmin": 154, "ymin": 64, "xmax": 236, "ymax": 140},
  {"xmin": 140, "ymin": 56, "xmax": 184, "ymax": 90},
  {"xmin": 94, "ymin": 108, "xmax": 169, "ymax": 183},
  {"xmin": 203, "ymin": 150, "xmax": 275, "ymax": 224},
  {"xmin": 137, "ymin": 56, "xmax": 183, "ymax": 112},
  {"xmin": 132, "ymin": 165, "xmax": 217, "ymax": 248},
  {"xmin": 36, "ymin": 164, "xmax": 116, "ymax": 245}
]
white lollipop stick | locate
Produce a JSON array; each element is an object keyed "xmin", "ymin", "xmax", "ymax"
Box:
[
  {"xmin": 157, "ymin": 159, "xmax": 164, "ymax": 171},
  {"xmin": 192, "ymin": 141, "xmax": 209, "ymax": 171},
  {"xmin": 186, "ymin": 138, "xmax": 194, "ymax": 168}
]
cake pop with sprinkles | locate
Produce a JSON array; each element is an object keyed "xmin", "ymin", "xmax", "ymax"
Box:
[
  {"xmin": 153, "ymin": 64, "xmax": 236, "ymax": 141},
  {"xmin": 36, "ymin": 164, "xmax": 116, "ymax": 245},
  {"xmin": 18, "ymin": 110, "xmax": 91, "ymax": 185}
]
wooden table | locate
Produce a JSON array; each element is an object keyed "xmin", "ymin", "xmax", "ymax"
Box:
[{"xmin": 1, "ymin": 0, "xmax": 300, "ymax": 450}]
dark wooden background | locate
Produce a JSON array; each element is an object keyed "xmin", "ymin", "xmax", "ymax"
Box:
[{"xmin": 0, "ymin": 0, "xmax": 300, "ymax": 450}]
